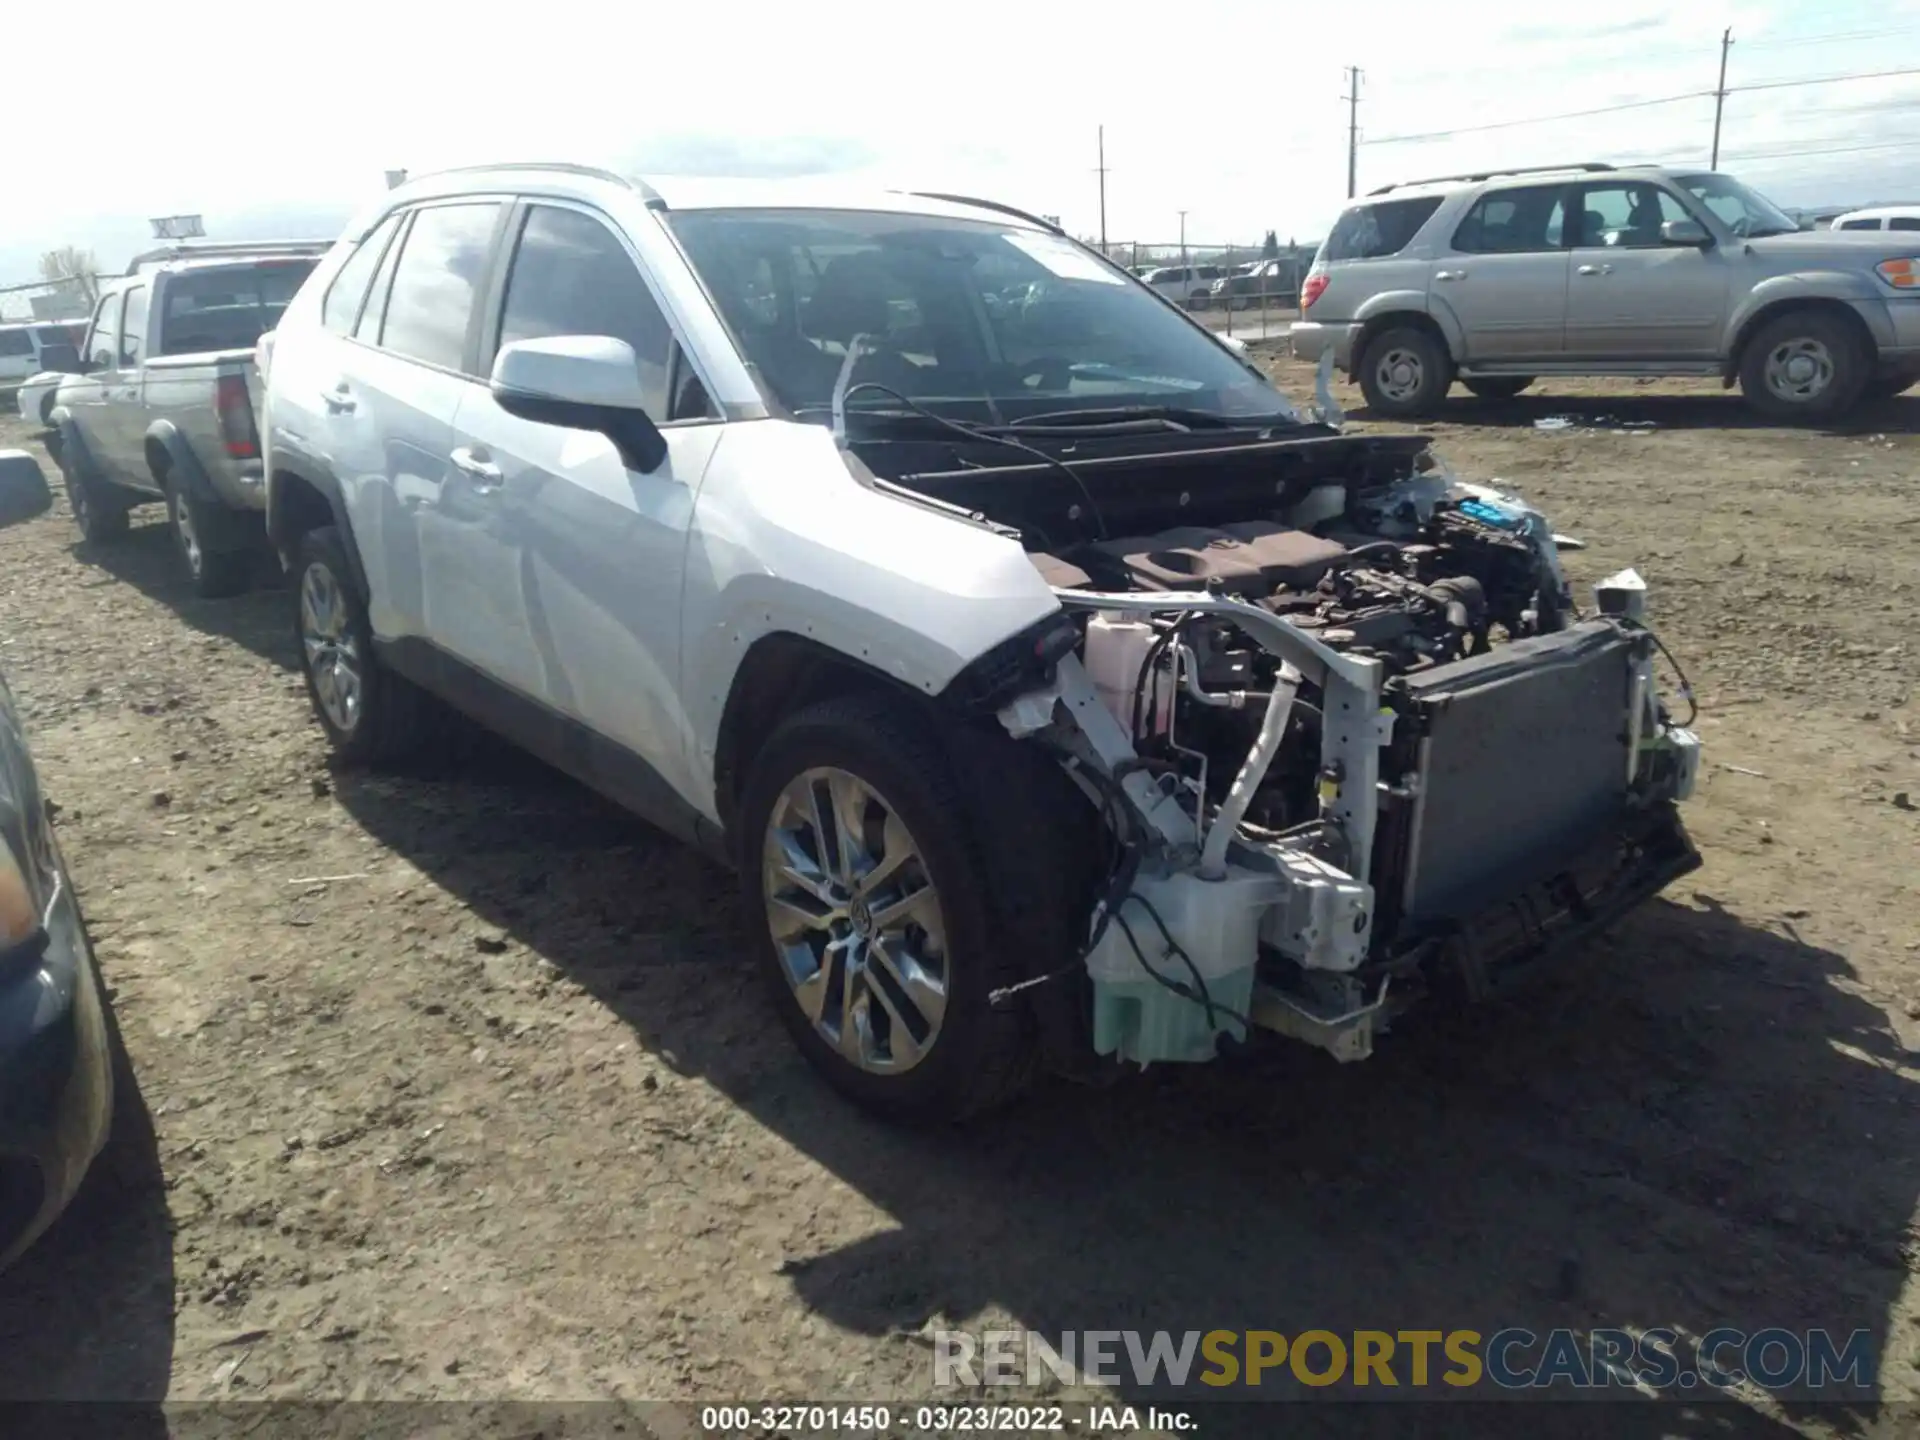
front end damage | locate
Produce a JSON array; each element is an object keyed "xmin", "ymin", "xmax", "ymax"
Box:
[{"xmin": 967, "ymin": 464, "xmax": 1703, "ymax": 1068}]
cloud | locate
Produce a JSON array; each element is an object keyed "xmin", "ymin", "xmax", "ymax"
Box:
[{"xmin": 623, "ymin": 133, "xmax": 877, "ymax": 179}]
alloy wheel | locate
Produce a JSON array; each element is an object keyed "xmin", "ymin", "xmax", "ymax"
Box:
[
  {"xmin": 761, "ymin": 766, "xmax": 949, "ymax": 1074},
  {"xmin": 299, "ymin": 560, "xmax": 363, "ymax": 734}
]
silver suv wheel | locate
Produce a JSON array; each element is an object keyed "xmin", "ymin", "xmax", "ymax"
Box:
[
  {"xmin": 299, "ymin": 560, "xmax": 363, "ymax": 734},
  {"xmin": 761, "ymin": 766, "xmax": 949, "ymax": 1075},
  {"xmin": 170, "ymin": 490, "xmax": 203, "ymax": 576}
]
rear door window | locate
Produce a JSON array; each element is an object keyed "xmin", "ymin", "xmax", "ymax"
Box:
[
  {"xmin": 1325, "ymin": 196, "xmax": 1445, "ymax": 260},
  {"xmin": 323, "ymin": 215, "xmax": 402, "ymax": 335},
  {"xmin": 376, "ymin": 202, "xmax": 502, "ymax": 372},
  {"xmin": 0, "ymin": 330, "xmax": 31, "ymax": 358},
  {"xmin": 1449, "ymin": 186, "xmax": 1569, "ymax": 254},
  {"xmin": 119, "ymin": 285, "xmax": 148, "ymax": 366},
  {"xmin": 1892, "ymin": 217, "xmax": 1920, "ymax": 232}
]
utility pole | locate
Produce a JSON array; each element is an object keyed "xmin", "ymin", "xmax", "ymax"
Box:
[
  {"xmin": 1711, "ymin": 28, "xmax": 1733, "ymax": 169},
  {"xmin": 1343, "ymin": 66, "xmax": 1363, "ymax": 198},
  {"xmin": 1178, "ymin": 210, "xmax": 1188, "ymax": 266},
  {"xmin": 1096, "ymin": 126, "xmax": 1109, "ymax": 252}
]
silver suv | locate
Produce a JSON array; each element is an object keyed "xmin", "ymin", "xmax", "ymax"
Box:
[{"xmin": 1291, "ymin": 163, "xmax": 1920, "ymax": 421}]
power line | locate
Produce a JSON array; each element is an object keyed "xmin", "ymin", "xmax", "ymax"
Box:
[
  {"xmin": 1363, "ymin": 89, "xmax": 1711, "ymax": 146},
  {"xmin": 1731, "ymin": 64, "xmax": 1920, "ymax": 94},
  {"xmin": 1364, "ymin": 63, "xmax": 1920, "ymax": 149},
  {"xmin": 1740, "ymin": 25, "xmax": 1920, "ymax": 50}
]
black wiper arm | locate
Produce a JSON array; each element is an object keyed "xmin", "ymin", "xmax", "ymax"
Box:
[{"xmin": 998, "ymin": 405, "xmax": 1300, "ymax": 431}]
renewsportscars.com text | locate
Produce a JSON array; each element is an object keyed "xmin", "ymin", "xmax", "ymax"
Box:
[{"xmin": 933, "ymin": 1327, "xmax": 1875, "ymax": 1395}]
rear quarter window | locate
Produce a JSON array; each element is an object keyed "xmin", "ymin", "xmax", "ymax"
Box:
[
  {"xmin": 0, "ymin": 330, "xmax": 32, "ymax": 358},
  {"xmin": 1323, "ymin": 196, "xmax": 1445, "ymax": 261}
]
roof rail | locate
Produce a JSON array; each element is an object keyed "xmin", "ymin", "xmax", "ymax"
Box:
[
  {"xmin": 124, "ymin": 238, "xmax": 333, "ymax": 274},
  {"xmin": 1367, "ymin": 162, "xmax": 1615, "ymax": 197},
  {"xmin": 905, "ymin": 192, "xmax": 1065, "ymax": 235},
  {"xmin": 408, "ymin": 161, "xmax": 661, "ymax": 203}
]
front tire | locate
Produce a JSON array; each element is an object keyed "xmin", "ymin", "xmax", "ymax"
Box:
[
  {"xmin": 1738, "ymin": 310, "xmax": 1869, "ymax": 422},
  {"xmin": 60, "ymin": 460, "xmax": 130, "ymax": 546},
  {"xmin": 293, "ymin": 526, "xmax": 438, "ymax": 764},
  {"xmin": 1358, "ymin": 325, "xmax": 1454, "ymax": 417},
  {"xmin": 1462, "ymin": 376, "xmax": 1533, "ymax": 400},
  {"xmin": 737, "ymin": 695, "xmax": 1039, "ymax": 1122},
  {"xmin": 166, "ymin": 487, "xmax": 251, "ymax": 599}
]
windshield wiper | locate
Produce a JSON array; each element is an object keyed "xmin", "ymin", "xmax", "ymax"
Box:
[{"xmin": 997, "ymin": 405, "xmax": 1301, "ymax": 432}]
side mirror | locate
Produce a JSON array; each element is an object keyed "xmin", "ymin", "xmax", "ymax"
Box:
[
  {"xmin": 488, "ymin": 335, "xmax": 667, "ymax": 473},
  {"xmin": 1661, "ymin": 219, "xmax": 1712, "ymax": 248},
  {"xmin": 0, "ymin": 451, "xmax": 53, "ymax": 528}
]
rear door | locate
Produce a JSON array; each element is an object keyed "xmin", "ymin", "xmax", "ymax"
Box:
[
  {"xmin": 1563, "ymin": 180, "xmax": 1725, "ymax": 358},
  {"xmin": 1435, "ymin": 183, "xmax": 1572, "ymax": 361},
  {"xmin": 449, "ymin": 199, "xmax": 721, "ymax": 791},
  {"xmin": 102, "ymin": 282, "xmax": 154, "ymax": 486},
  {"xmin": 330, "ymin": 200, "xmax": 508, "ymax": 650}
]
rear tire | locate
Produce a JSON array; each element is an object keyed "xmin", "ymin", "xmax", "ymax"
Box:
[
  {"xmin": 1462, "ymin": 376, "xmax": 1533, "ymax": 400},
  {"xmin": 1358, "ymin": 325, "xmax": 1454, "ymax": 417},
  {"xmin": 736, "ymin": 695, "xmax": 1045, "ymax": 1123},
  {"xmin": 1738, "ymin": 309, "xmax": 1869, "ymax": 422},
  {"xmin": 293, "ymin": 526, "xmax": 440, "ymax": 765},
  {"xmin": 166, "ymin": 486, "xmax": 251, "ymax": 599}
]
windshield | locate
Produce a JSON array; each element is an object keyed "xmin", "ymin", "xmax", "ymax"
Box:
[
  {"xmin": 1674, "ymin": 173, "xmax": 1800, "ymax": 238},
  {"xmin": 667, "ymin": 209, "xmax": 1295, "ymax": 423}
]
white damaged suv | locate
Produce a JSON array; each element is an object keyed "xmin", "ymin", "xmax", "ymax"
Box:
[{"xmin": 258, "ymin": 164, "xmax": 1703, "ymax": 1121}]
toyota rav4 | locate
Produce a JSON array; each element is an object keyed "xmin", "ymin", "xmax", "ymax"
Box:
[{"xmin": 258, "ymin": 165, "xmax": 1702, "ymax": 1121}]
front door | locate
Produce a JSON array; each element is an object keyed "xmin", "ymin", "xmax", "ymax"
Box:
[
  {"xmin": 448, "ymin": 200, "xmax": 720, "ymax": 812},
  {"xmin": 1564, "ymin": 181, "xmax": 1726, "ymax": 358},
  {"xmin": 1432, "ymin": 182, "xmax": 1572, "ymax": 362},
  {"xmin": 64, "ymin": 290, "xmax": 124, "ymax": 481}
]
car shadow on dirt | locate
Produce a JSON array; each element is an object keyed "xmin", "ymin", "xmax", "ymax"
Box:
[
  {"xmin": 1347, "ymin": 390, "xmax": 1920, "ymax": 435},
  {"xmin": 64, "ymin": 517, "xmax": 294, "ymax": 671},
  {"xmin": 330, "ymin": 750, "xmax": 1912, "ymax": 1439},
  {"xmin": 0, "ymin": 972, "xmax": 174, "ymax": 1421}
]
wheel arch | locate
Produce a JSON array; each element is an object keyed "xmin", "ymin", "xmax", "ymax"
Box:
[
  {"xmin": 1352, "ymin": 306, "xmax": 1455, "ymax": 375},
  {"xmin": 267, "ymin": 460, "xmax": 368, "ymax": 599},
  {"xmin": 1726, "ymin": 296, "xmax": 1880, "ymax": 382}
]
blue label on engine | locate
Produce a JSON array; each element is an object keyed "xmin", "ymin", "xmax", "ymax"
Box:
[{"xmin": 1457, "ymin": 498, "xmax": 1521, "ymax": 528}]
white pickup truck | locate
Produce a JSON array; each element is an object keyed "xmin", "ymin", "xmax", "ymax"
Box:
[{"xmin": 50, "ymin": 241, "xmax": 325, "ymax": 595}]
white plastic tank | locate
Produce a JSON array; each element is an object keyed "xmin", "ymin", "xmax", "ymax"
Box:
[{"xmin": 1082, "ymin": 614, "xmax": 1173, "ymax": 738}]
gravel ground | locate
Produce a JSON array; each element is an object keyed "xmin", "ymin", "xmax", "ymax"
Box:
[{"xmin": 0, "ymin": 358, "xmax": 1915, "ymax": 1437}]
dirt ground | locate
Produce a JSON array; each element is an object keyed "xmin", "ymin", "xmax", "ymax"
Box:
[{"xmin": 0, "ymin": 355, "xmax": 1915, "ymax": 1436}]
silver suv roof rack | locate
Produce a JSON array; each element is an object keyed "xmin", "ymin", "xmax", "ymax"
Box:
[
  {"xmin": 124, "ymin": 239, "xmax": 332, "ymax": 274},
  {"xmin": 1367, "ymin": 162, "xmax": 1615, "ymax": 197},
  {"xmin": 906, "ymin": 192, "xmax": 1065, "ymax": 235}
]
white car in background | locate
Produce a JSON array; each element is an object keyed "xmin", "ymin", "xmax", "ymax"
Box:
[
  {"xmin": 1830, "ymin": 206, "xmax": 1920, "ymax": 233},
  {"xmin": 1140, "ymin": 264, "xmax": 1227, "ymax": 307},
  {"xmin": 15, "ymin": 371, "xmax": 71, "ymax": 429}
]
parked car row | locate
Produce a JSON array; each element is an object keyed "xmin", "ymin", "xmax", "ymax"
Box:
[
  {"xmin": 1292, "ymin": 161, "xmax": 1920, "ymax": 420},
  {"xmin": 8, "ymin": 169, "xmax": 1701, "ymax": 1170}
]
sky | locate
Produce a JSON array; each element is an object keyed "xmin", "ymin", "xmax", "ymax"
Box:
[{"xmin": 10, "ymin": 0, "xmax": 1920, "ymax": 283}]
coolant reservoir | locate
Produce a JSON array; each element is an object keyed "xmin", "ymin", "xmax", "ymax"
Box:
[
  {"xmin": 1085, "ymin": 866, "xmax": 1279, "ymax": 1065},
  {"xmin": 1082, "ymin": 614, "xmax": 1173, "ymax": 738}
]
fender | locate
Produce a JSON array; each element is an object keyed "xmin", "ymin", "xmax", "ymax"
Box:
[
  {"xmin": 1724, "ymin": 273, "xmax": 1895, "ymax": 356},
  {"xmin": 1354, "ymin": 289, "xmax": 1465, "ymax": 361},
  {"xmin": 143, "ymin": 420, "xmax": 218, "ymax": 503},
  {"xmin": 264, "ymin": 454, "xmax": 371, "ymax": 601},
  {"xmin": 47, "ymin": 410, "xmax": 105, "ymax": 488}
]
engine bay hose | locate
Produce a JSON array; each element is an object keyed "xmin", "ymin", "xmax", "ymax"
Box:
[{"xmin": 1198, "ymin": 660, "xmax": 1302, "ymax": 880}]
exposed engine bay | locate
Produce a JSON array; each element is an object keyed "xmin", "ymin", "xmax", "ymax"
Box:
[{"xmin": 860, "ymin": 421, "xmax": 1704, "ymax": 1069}]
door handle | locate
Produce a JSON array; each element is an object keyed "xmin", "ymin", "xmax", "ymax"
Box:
[
  {"xmin": 1576, "ymin": 264, "xmax": 1614, "ymax": 276},
  {"xmin": 449, "ymin": 446, "xmax": 503, "ymax": 487},
  {"xmin": 322, "ymin": 384, "xmax": 356, "ymax": 414},
  {"xmin": 1434, "ymin": 269, "xmax": 1467, "ymax": 281}
]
